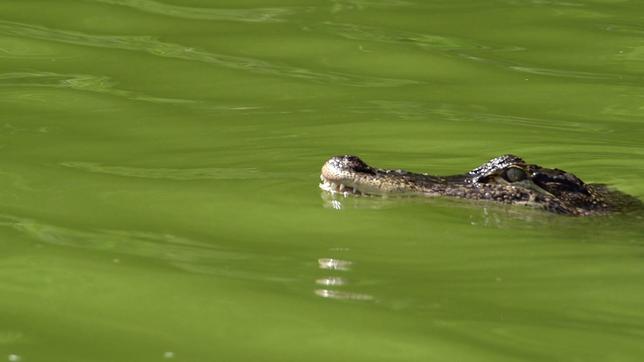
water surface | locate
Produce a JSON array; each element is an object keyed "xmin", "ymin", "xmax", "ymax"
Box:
[{"xmin": 1, "ymin": 1, "xmax": 644, "ymax": 361}]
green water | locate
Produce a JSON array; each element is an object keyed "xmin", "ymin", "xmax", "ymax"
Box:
[{"xmin": 2, "ymin": 1, "xmax": 644, "ymax": 361}]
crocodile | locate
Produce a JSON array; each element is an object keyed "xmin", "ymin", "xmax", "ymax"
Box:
[{"xmin": 319, "ymin": 154, "xmax": 641, "ymax": 216}]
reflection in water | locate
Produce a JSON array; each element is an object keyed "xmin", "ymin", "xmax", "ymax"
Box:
[
  {"xmin": 314, "ymin": 289, "xmax": 373, "ymax": 301},
  {"xmin": 322, "ymin": 185, "xmax": 644, "ymax": 230},
  {"xmin": 315, "ymin": 276, "xmax": 346, "ymax": 286},
  {"xmin": 315, "ymin": 258, "xmax": 373, "ymax": 301},
  {"xmin": 318, "ymin": 258, "xmax": 352, "ymax": 271},
  {"xmin": 0, "ymin": 21, "xmax": 417, "ymax": 87},
  {"xmin": 321, "ymin": 191, "xmax": 395, "ymax": 211},
  {"xmin": 162, "ymin": 351, "xmax": 175, "ymax": 359}
]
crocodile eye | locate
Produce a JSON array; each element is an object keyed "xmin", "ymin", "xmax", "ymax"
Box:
[{"xmin": 503, "ymin": 167, "xmax": 527, "ymax": 182}]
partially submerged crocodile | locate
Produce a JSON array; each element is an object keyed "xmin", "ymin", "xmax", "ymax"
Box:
[{"xmin": 320, "ymin": 155, "xmax": 641, "ymax": 216}]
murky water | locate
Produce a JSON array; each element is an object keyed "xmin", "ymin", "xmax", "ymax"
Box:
[{"xmin": 1, "ymin": 1, "xmax": 644, "ymax": 361}]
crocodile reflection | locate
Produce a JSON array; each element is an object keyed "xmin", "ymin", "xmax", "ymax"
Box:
[
  {"xmin": 315, "ymin": 258, "xmax": 373, "ymax": 301},
  {"xmin": 320, "ymin": 155, "xmax": 641, "ymax": 216}
]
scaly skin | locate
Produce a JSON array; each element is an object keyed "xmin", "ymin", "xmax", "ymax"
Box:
[{"xmin": 319, "ymin": 155, "xmax": 641, "ymax": 216}]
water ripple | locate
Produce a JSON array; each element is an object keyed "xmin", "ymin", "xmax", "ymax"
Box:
[
  {"xmin": 312, "ymin": 21, "xmax": 628, "ymax": 83},
  {"xmin": 0, "ymin": 213, "xmax": 239, "ymax": 261},
  {"xmin": 501, "ymin": 0, "xmax": 583, "ymax": 6},
  {"xmin": 60, "ymin": 161, "xmax": 267, "ymax": 180},
  {"xmin": 508, "ymin": 66, "xmax": 622, "ymax": 80},
  {"xmin": 0, "ymin": 214, "xmax": 293, "ymax": 282},
  {"xmin": 454, "ymin": 52, "xmax": 644, "ymax": 84},
  {"xmin": 0, "ymin": 21, "xmax": 417, "ymax": 87},
  {"xmin": 0, "ymin": 37, "xmax": 62, "ymax": 59},
  {"xmin": 330, "ymin": 0, "xmax": 413, "ymax": 12},
  {"xmin": 0, "ymin": 71, "xmax": 197, "ymax": 104},
  {"xmin": 313, "ymin": 20, "xmax": 644, "ymax": 83},
  {"xmin": 0, "ymin": 331, "xmax": 23, "ymax": 345},
  {"xmin": 312, "ymin": 21, "xmax": 485, "ymax": 51},
  {"xmin": 349, "ymin": 100, "xmax": 596, "ymax": 131},
  {"xmin": 90, "ymin": 0, "xmax": 298, "ymax": 22},
  {"xmin": 605, "ymin": 24, "xmax": 644, "ymax": 36},
  {"xmin": 315, "ymin": 21, "xmax": 640, "ymax": 84}
]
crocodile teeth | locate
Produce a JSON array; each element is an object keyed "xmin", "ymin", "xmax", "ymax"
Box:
[{"xmin": 319, "ymin": 177, "xmax": 362, "ymax": 196}]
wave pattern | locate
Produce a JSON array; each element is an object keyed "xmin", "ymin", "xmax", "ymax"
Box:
[
  {"xmin": 347, "ymin": 100, "xmax": 594, "ymax": 131},
  {"xmin": 0, "ymin": 214, "xmax": 293, "ymax": 282},
  {"xmin": 0, "ymin": 71, "xmax": 198, "ymax": 104},
  {"xmin": 0, "ymin": 21, "xmax": 417, "ymax": 87},
  {"xmin": 330, "ymin": 0, "xmax": 413, "ymax": 12},
  {"xmin": 91, "ymin": 0, "xmax": 298, "ymax": 22},
  {"xmin": 312, "ymin": 21, "xmax": 485, "ymax": 50},
  {"xmin": 60, "ymin": 161, "xmax": 267, "ymax": 180},
  {"xmin": 313, "ymin": 21, "xmax": 642, "ymax": 84}
]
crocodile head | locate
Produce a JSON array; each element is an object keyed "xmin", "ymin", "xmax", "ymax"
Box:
[{"xmin": 320, "ymin": 154, "xmax": 640, "ymax": 216}]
